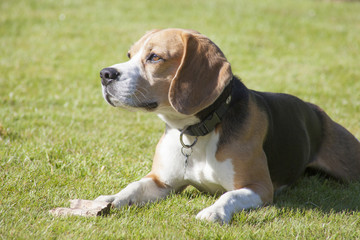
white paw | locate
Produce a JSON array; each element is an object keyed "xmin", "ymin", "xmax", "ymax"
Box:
[
  {"xmin": 95, "ymin": 194, "xmax": 135, "ymax": 208},
  {"xmin": 196, "ymin": 205, "xmax": 231, "ymax": 225},
  {"xmin": 95, "ymin": 195, "xmax": 116, "ymax": 203}
]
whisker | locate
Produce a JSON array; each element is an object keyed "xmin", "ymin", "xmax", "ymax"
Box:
[
  {"xmin": 132, "ymin": 92, "xmax": 143, "ymax": 105},
  {"xmin": 134, "ymin": 89, "xmax": 148, "ymax": 101},
  {"xmin": 133, "ymin": 90, "xmax": 153, "ymax": 108}
]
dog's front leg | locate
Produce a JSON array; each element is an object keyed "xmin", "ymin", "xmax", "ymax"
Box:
[
  {"xmin": 196, "ymin": 188, "xmax": 265, "ymax": 224},
  {"xmin": 95, "ymin": 176, "xmax": 171, "ymax": 208}
]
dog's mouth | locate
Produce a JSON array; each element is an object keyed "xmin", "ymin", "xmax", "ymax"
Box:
[
  {"xmin": 134, "ymin": 101, "xmax": 159, "ymax": 111},
  {"xmin": 104, "ymin": 93, "xmax": 116, "ymax": 107},
  {"xmin": 102, "ymin": 86, "xmax": 158, "ymax": 111}
]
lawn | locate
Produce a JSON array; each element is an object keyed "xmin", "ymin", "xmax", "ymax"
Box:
[{"xmin": 1, "ymin": 0, "xmax": 360, "ymax": 239}]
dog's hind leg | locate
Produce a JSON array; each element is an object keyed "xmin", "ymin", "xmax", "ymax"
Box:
[{"xmin": 307, "ymin": 111, "xmax": 360, "ymax": 182}]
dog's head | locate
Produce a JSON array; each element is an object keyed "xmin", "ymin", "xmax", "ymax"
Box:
[{"xmin": 100, "ymin": 28, "xmax": 233, "ymax": 116}]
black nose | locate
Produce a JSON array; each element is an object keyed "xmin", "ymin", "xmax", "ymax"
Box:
[{"xmin": 100, "ymin": 68, "xmax": 119, "ymax": 86}]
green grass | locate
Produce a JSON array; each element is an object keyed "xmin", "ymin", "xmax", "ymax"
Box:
[{"xmin": 1, "ymin": 0, "xmax": 360, "ymax": 238}]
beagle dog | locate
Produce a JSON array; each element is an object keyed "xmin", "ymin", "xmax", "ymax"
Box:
[{"xmin": 97, "ymin": 28, "xmax": 360, "ymax": 224}]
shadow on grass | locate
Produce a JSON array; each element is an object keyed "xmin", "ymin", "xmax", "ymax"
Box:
[
  {"xmin": 274, "ymin": 173, "xmax": 360, "ymax": 213},
  {"xmin": 99, "ymin": 173, "xmax": 360, "ymax": 221},
  {"xmin": 180, "ymin": 172, "xmax": 360, "ymax": 215},
  {"xmin": 181, "ymin": 172, "xmax": 360, "ymax": 213}
]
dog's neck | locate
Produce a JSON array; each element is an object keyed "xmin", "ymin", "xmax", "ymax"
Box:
[
  {"xmin": 182, "ymin": 79, "xmax": 233, "ymax": 136},
  {"xmin": 157, "ymin": 112, "xmax": 199, "ymax": 131}
]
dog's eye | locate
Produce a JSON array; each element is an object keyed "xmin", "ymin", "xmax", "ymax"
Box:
[
  {"xmin": 147, "ymin": 53, "xmax": 162, "ymax": 63},
  {"xmin": 127, "ymin": 52, "xmax": 131, "ymax": 59}
]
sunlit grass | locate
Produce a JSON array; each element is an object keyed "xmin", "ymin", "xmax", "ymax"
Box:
[{"xmin": 1, "ymin": 0, "xmax": 360, "ymax": 239}]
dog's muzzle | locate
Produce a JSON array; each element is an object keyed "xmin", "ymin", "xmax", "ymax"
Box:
[{"xmin": 99, "ymin": 67, "xmax": 158, "ymax": 110}]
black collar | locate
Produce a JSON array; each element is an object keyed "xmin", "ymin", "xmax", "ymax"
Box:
[{"xmin": 181, "ymin": 78, "xmax": 233, "ymax": 136}]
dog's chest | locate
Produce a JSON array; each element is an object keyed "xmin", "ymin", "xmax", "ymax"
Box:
[{"xmin": 159, "ymin": 129, "xmax": 235, "ymax": 193}]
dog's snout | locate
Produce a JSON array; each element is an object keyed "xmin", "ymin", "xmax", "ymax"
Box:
[{"xmin": 100, "ymin": 68, "xmax": 119, "ymax": 86}]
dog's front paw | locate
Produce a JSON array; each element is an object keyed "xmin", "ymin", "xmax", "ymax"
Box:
[
  {"xmin": 95, "ymin": 195, "xmax": 135, "ymax": 208},
  {"xmin": 196, "ymin": 205, "xmax": 231, "ymax": 225},
  {"xmin": 95, "ymin": 195, "xmax": 116, "ymax": 203}
]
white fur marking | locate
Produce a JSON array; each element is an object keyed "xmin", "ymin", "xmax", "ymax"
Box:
[
  {"xmin": 95, "ymin": 178, "xmax": 170, "ymax": 208},
  {"xmin": 196, "ymin": 188, "xmax": 263, "ymax": 224},
  {"xmin": 103, "ymin": 36, "xmax": 153, "ymax": 108},
  {"xmin": 154, "ymin": 129, "xmax": 235, "ymax": 194}
]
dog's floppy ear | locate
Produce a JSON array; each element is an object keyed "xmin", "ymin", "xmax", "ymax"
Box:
[{"xmin": 169, "ymin": 32, "xmax": 232, "ymax": 115}]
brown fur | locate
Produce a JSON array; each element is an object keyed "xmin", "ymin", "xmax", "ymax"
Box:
[
  {"xmin": 145, "ymin": 173, "xmax": 167, "ymax": 188},
  {"xmin": 149, "ymin": 133, "xmax": 166, "ymax": 177},
  {"xmin": 216, "ymin": 95, "xmax": 273, "ymax": 203},
  {"xmin": 169, "ymin": 31, "xmax": 232, "ymax": 115}
]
